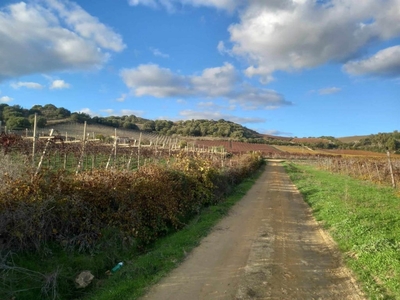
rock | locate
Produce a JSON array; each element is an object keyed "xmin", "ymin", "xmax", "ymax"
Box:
[{"xmin": 75, "ymin": 271, "xmax": 94, "ymax": 289}]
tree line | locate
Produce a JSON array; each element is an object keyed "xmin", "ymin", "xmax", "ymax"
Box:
[
  {"xmin": 0, "ymin": 103, "xmax": 261, "ymax": 140},
  {"xmin": 1, "ymin": 103, "xmax": 398, "ymax": 152}
]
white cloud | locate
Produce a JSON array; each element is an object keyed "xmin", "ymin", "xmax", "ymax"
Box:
[
  {"xmin": 217, "ymin": 41, "xmax": 232, "ymax": 56},
  {"xmin": 230, "ymin": 85, "xmax": 291, "ymax": 110},
  {"xmin": 191, "ymin": 63, "xmax": 239, "ymax": 97},
  {"xmin": 127, "ymin": 0, "xmax": 239, "ymax": 12},
  {"xmin": 263, "ymin": 130, "xmax": 292, "ymax": 137},
  {"xmin": 0, "ymin": 0, "xmax": 125, "ymax": 82},
  {"xmin": 319, "ymin": 87, "xmax": 342, "ymax": 95},
  {"xmin": 11, "ymin": 81, "xmax": 44, "ymax": 89},
  {"xmin": 179, "ymin": 110, "xmax": 265, "ymax": 124},
  {"xmin": 50, "ymin": 79, "xmax": 71, "ymax": 89},
  {"xmin": 121, "ymin": 64, "xmax": 190, "ymax": 97},
  {"xmin": 46, "ymin": 0, "xmax": 125, "ymax": 52},
  {"xmin": 150, "ymin": 47, "xmax": 169, "ymax": 58},
  {"xmin": 176, "ymin": 99, "xmax": 187, "ymax": 104},
  {"xmin": 0, "ymin": 96, "xmax": 13, "ymax": 103},
  {"xmin": 120, "ymin": 109, "xmax": 144, "ymax": 116},
  {"xmin": 101, "ymin": 109, "xmax": 114, "ymax": 115},
  {"xmin": 116, "ymin": 93, "xmax": 128, "ymax": 102},
  {"xmin": 100, "ymin": 108, "xmax": 144, "ymax": 116},
  {"xmin": 344, "ymin": 45, "xmax": 400, "ymax": 77},
  {"xmin": 224, "ymin": 0, "xmax": 400, "ymax": 83},
  {"xmin": 198, "ymin": 101, "xmax": 235, "ymax": 111},
  {"xmin": 78, "ymin": 108, "xmax": 97, "ymax": 116},
  {"xmin": 120, "ymin": 63, "xmax": 291, "ymax": 110}
]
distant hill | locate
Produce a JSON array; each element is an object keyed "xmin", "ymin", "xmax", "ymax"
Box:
[
  {"xmin": 1, "ymin": 103, "xmax": 398, "ymax": 153},
  {"xmin": 0, "ymin": 103, "xmax": 262, "ymax": 140}
]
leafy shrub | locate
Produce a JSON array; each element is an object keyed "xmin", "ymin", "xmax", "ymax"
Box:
[{"xmin": 0, "ymin": 152, "xmax": 264, "ymax": 252}]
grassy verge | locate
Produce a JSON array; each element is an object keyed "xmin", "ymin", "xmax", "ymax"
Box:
[
  {"xmin": 285, "ymin": 162, "xmax": 400, "ymax": 300},
  {"xmin": 2, "ymin": 163, "xmax": 265, "ymax": 300}
]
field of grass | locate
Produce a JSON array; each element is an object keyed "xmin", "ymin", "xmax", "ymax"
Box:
[
  {"xmin": 272, "ymin": 145, "xmax": 320, "ymax": 155},
  {"xmin": 337, "ymin": 135, "xmax": 369, "ymax": 143},
  {"xmin": 285, "ymin": 162, "xmax": 400, "ymax": 299}
]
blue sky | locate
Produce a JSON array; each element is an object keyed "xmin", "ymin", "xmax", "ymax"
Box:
[{"xmin": 0, "ymin": 0, "xmax": 399, "ymax": 137}]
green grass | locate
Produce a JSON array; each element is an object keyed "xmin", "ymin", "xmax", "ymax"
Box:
[
  {"xmin": 285, "ymin": 162, "xmax": 400, "ymax": 300},
  {"xmin": 1, "ymin": 164, "xmax": 265, "ymax": 300}
]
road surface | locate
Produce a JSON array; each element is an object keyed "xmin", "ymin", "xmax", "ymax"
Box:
[{"xmin": 140, "ymin": 161, "xmax": 365, "ymax": 300}]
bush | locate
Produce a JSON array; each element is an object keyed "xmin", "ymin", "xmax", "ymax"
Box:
[{"xmin": 0, "ymin": 152, "xmax": 264, "ymax": 252}]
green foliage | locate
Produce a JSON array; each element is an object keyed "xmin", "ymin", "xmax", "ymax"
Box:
[
  {"xmin": 6, "ymin": 116, "xmax": 31, "ymax": 130},
  {"xmin": 163, "ymin": 119, "xmax": 260, "ymax": 139},
  {"xmin": 342, "ymin": 131, "xmax": 400, "ymax": 152},
  {"xmin": 70, "ymin": 112, "xmax": 91, "ymax": 123},
  {"xmin": 142, "ymin": 121, "xmax": 155, "ymax": 132}
]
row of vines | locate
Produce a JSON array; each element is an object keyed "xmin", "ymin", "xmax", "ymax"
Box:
[{"xmin": 315, "ymin": 155, "xmax": 399, "ymax": 189}]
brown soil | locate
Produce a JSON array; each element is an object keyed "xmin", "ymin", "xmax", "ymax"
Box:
[{"xmin": 140, "ymin": 162, "xmax": 365, "ymax": 300}]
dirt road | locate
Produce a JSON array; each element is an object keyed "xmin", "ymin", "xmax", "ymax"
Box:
[{"xmin": 140, "ymin": 162, "xmax": 365, "ymax": 300}]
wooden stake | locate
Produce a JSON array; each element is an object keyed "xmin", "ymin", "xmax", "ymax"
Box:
[
  {"xmin": 35, "ymin": 129, "xmax": 54, "ymax": 176},
  {"xmin": 32, "ymin": 113, "xmax": 37, "ymax": 167},
  {"xmin": 387, "ymin": 150, "xmax": 396, "ymax": 188}
]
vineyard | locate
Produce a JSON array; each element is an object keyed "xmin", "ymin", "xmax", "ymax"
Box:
[
  {"xmin": 311, "ymin": 155, "xmax": 400, "ymax": 190},
  {"xmin": 1, "ymin": 124, "xmax": 399, "ymax": 299}
]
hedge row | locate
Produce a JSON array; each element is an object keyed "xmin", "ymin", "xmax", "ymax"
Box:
[{"xmin": 0, "ymin": 152, "xmax": 264, "ymax": 252}]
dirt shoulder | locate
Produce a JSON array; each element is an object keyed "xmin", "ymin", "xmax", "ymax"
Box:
[{"xmin": 140, "ymin": 162, "xmax": 365, "ymax": 300}]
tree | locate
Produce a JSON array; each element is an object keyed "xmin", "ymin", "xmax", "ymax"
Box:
[
  {"xmin": 28, "ymin": 115, "xmax": 47, "ymax": 128},
  {"xmin": 143, "ymin": 121, "xmax": 155, "ymax": 132},
  {"xmin": 122, "ymin": 121, "xmax": 139, "ymax": 130},
  {"xmin": 70, "ymin": 112, "xmax": 91, "ymax": 123},
  {"xmin": 6, "ymin": 116, "xmax": 30, "ymax": 130},
  {"xmin": 36, "ymin": 117, "xmax": 47, "ymax": 128},
  {"xmin": 56, "ymin": 107, "xmax": 71, "ymax": 118}
]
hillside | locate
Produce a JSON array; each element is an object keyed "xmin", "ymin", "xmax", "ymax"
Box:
[
  {"xmin": 0, "ymin": 103, "xmax": 398, "ymax": 153},
  {"xmin": 0, "ymin": 103, "xmax": 262, "ymax": 140}
]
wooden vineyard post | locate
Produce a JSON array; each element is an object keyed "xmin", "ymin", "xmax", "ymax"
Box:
[
  {"xmin": 365, "ymin": 162, "xmax": 372, "ymax": 181},
  {"xmin": 375, "ymin": 162, "xmax": 382, "ymax": 183},
  {"xmin": 35, "ymin": 129, "xmax": 54, "ymax": 176},
  {"xmin": 32, "ymin": 113, "xmax": 37, "ymax": 167},
  {"xmin": 76, "ymin": 121, "xmax": 87, "ymax": 174},
  {"xmin": 63, "ymin": 153, "xmax": 67, "ymax": 170},
  {"xmin": 154, "ymin": 136, "xmax": 158, "ymax": 157},
  {"xmin": 387, "ymin": 150, "xmax": 396, "ymax": 188},
  {"xmin": 357, "ymin": 161, "xmax": 362, "ymax": 178},
  {"xmin": 137, "ymin": 132, "xmax": 142, "ymax": 170},
  {"xmin": 127, "ymin": 145, "xmax": 134, "ymax": 170},
  {"xmin": 114, "ymin": 128, "xmax": 117, "ymax": 168}
]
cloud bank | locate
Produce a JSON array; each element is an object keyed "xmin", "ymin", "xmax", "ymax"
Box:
[
  {"xmin": 120, "ymin": 63, "xmax": 291, "ymax": 110},
  {"xmin": 223, "ymin": 0, "xmax": 400, "ymax": 82},
  {"xmin": 0, "ymin": 0, "xmax": 125, "ymax": 82}
]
